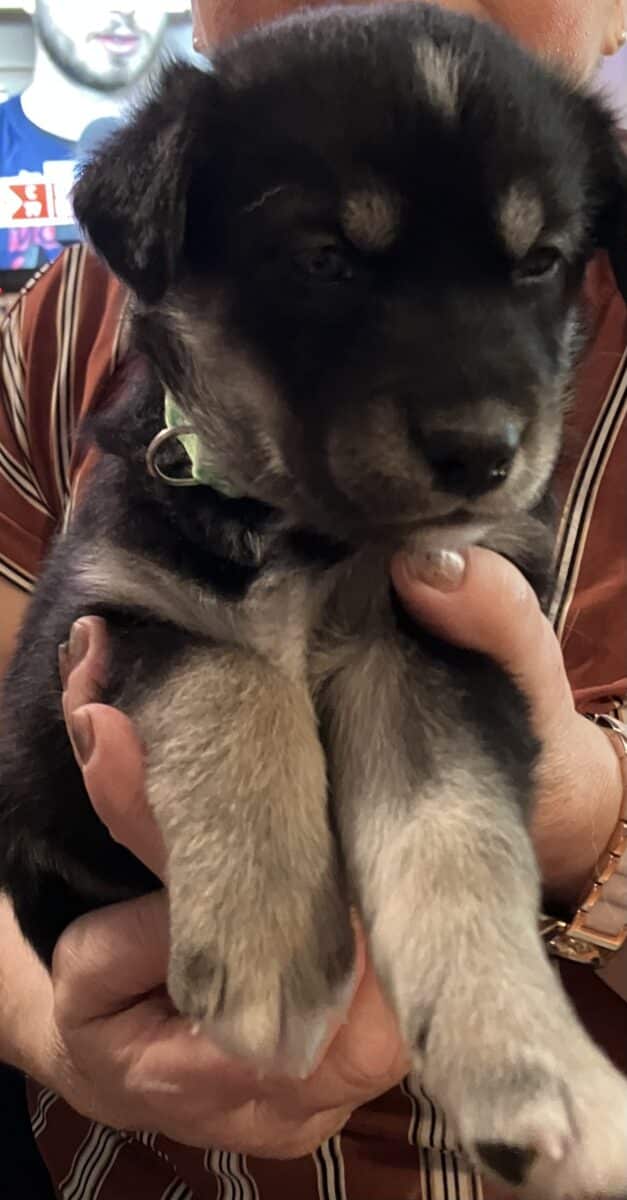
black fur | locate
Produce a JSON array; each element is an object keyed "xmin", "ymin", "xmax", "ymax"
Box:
[{"xmin": 0, "ymin": 4, "xmax": 626, "ymax": 972}]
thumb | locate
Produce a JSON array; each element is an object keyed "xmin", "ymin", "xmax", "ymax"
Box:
[
  {"xmin": 72, "ymin": 702, "xmax": 167, "ymax": 880},
  {"xmin": 390, "ymin": 545, "xmax": 573, "ymax": 728}
]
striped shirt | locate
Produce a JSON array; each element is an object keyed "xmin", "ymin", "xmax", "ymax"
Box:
[{"xmin": 1, "ymin": 243, "xmax": 626, "ymax": 1200}]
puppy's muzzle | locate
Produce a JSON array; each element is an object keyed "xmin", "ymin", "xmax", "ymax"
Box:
[{"xmin": 419, "ymin": 422, "xmax": 522, "ymax": 499}]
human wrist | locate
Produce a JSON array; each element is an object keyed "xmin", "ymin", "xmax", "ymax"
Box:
[
  {"xmin": 532, "ymin": 716, "xmax": 624, "ymax": 909},
  {"xmin": 0, "ymin": 896, "xmax": 58, "ymax": 1085}
]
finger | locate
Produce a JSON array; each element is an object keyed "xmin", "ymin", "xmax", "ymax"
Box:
[
  {"xmin": 59, "ymin": 617, "xmax": 108, "ymax": 708},
  {"xmin": 53, "ymin": 894, "xmax": 271, "ymax": 1107},
  {"xmin": 52, "ymin": 889, "xmax": 171, "ymax": 1024},
  {"xmin": 71, "ymin": 702, "xmax": 167, "ymax": 880},
  {"xmin": 284, "ymin": 957, "xmax": 408, "ymax": 1115},
  {"xmin": 391, "ymin": 545, "xmax": 572, "ymax": 727},
  {"xmin": 318, "ymin": 958, "xmax": 408, "ymax": 1095}
]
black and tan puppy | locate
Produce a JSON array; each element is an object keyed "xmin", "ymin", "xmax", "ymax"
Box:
[{"xmin": 1, "ymin": 4, "xmax": 627, "ymax": 1194}]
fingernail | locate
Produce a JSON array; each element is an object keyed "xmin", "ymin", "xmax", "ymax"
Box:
[
  {"xmin": 58, "ymin": 621, "xmax": 89, "ymax": 689},
  {"xmin": 403, "ymin": 549, "xmax": 466, "ymax": 592},
  {"xmin": 58, "ymin": 642, "xmax": 69, "ymax": 690},
  {"xmin": 70, "ymin": 708, "xmax": 94, "ymax": 767},
  {"xmin": 68, "ymin": 619, "xmax": 90, "ymax": 669}
]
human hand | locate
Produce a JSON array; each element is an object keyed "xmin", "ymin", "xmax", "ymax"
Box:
[
  {"xmin": 390, "ymin": 546, "xmax": 624, "ymax": 906},
  {"xmin": 53, "ymin": 617, "xmax": 407, "ymax": 1154}
]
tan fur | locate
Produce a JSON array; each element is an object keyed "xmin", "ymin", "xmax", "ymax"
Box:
[
  {"xmin": 134, "ymin": 642, "xmax": 354, "ymax": 1070},
  {"xmin": 326, "ymin": 385, "xmax": 563, "ymax": 529},
  {"xmin": 498, "ymin": 183, "xmax": 545, "ymax": 258},
  {"xmin": 76, "ymin": 522, "xmax": 627, "ymax": 1187},
  {"xmin": 76, "ymin": 541, "xmax": 335, "ymax": 681},
  {"xmin": 319, "ymin": 623, "xmax": 627, "ymax": 1198},
  {"xmin": 342, "ymin": 187, "xmax": 402, "ymax": 253},
  {"xmin": 67, "ymin": 37, "xmax": 626, "ymax": 1185},
  {"xmin": 415, "ymin": 40, "xmax": 460, "ymax": 120}
]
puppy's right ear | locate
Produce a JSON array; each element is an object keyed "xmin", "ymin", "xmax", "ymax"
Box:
[
  {"xmin": 590, "ymin": 110, "xmax": 627, "ymax": 304},
  {"xmin": 73, "ymin": 62, "xmax": 219, "ymax": 304},
  {"xmin": 603, "ymin": 161, "xmax": 627, "ymax": 303}
]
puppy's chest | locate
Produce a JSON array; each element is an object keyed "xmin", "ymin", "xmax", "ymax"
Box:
[{"xmin": 243, "ymin": 549, "xmax": 393, "ymax": 690}]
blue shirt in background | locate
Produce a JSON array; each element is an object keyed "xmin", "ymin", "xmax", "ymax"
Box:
[{"xmin": 0, "ymin": 94, "xmax": 78, "ymax": 271}]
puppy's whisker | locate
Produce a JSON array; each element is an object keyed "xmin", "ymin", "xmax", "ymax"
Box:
[{"xmin": 241, "ymin": 184, "xmax": 288, "ymax": 215}]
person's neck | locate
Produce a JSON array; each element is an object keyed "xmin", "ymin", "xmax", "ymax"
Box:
[{"xmin": 20, "ymin": 43, "xmax": 129, "ymax": 142}]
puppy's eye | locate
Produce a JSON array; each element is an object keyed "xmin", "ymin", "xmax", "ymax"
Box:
[
  {"xmin": 295, "ymin": 245, "xmax": 354, "ymax": 283},
  {"xmin": 514, "ymin": 246, "xmax": 562, "ymax": 285}
]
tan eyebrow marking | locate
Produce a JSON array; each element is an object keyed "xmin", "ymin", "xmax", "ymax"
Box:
[
  {"xmin": 342, "ymin": 187, "xmax": 402, "ymax": 253},
  {"xmin": 414, "ymin": 40, "xmax": 460, "ymax": 121},
  {"xmin": 498, "ymin": 184, "xmax": 545, "ymax": 258}
]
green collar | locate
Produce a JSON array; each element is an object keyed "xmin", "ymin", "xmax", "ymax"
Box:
[{"xmin": 164, "ymin": 390, "xmax": 243, "ymax": 498}]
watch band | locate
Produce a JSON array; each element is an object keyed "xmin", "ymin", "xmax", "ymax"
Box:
[{"xmin": 541, "ymin": 713, "xmax": 627, "ymax": 968}]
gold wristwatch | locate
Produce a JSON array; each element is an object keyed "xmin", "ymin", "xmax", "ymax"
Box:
[{"xmin": 540, "ymin": 713, "xmax": 627, "ymax": 968}]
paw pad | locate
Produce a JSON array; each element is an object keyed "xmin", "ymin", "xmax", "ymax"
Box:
[{"xmin": 475, "ymin": 1142, "xmax": 537, "ymax": 1186}]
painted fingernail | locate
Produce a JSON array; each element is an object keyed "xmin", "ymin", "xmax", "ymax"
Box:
[
  {"xmin": 403, "ymin": 549, "xmax": 466, "ymax": 592},
  {"xmin": 58, "ymin": 642, "xmax": 69, "ymax": 690},
  {"xmin": 70, "ymin": 709, "xmax": 94, "ymax": 767},
  {"xmin": 68, "ymin": 620, "xmax": 90, "ymax": 672}
]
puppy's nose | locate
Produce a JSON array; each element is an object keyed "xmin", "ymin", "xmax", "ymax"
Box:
[{"xmin": 422, "ymin": 425, "xmax": 520, "ymax": 499}]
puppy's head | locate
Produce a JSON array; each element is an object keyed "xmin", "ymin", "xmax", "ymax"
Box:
[{"xmin": 74, "ymin": 3, "xmax": 627, "ymax": 546}]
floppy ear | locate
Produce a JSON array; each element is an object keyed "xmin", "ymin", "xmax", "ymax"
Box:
[
  {"xmin": 593, "ymin": 118, "xmax": 627, "ymax": 303},
  {"xmin": 604, "ymin": 166, "xmax": 627, "ymax": 302},
  {"xmin": 73, "ymin": 62, "xmax": 218, "ymax": 304}
]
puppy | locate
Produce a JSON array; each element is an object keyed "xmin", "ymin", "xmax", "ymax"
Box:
[{"xmin": 2, "ymin": 4, "xmax": 627, "ymax": 1195}]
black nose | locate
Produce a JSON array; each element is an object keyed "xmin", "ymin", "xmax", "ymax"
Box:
[{"xmin": 422, "ymin": 426, "xmax": 520, "ymax": 499}]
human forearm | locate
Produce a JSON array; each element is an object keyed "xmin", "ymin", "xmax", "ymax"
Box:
[
  {"xmin": 0, "ymin": 895, "xmax": 56, "ymax": 1083},
  {"xmin": 1, "ymin": 584, "xmax": 53, "ymax": 1078},
  {"xmin": 0, "ymin": 577, "xmax": 29, "ymax": 677},
  {"xmin": 532, "ymin": 716, "xmax": 624, "ymax": 909}
]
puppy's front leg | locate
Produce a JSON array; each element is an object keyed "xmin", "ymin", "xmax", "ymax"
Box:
[
  {"xmin": 132, "ymin": 643, "xmax": 354, "ymax": 1074},
  {"xmin": 322, "ymin": 636, "xmax": 627, "ymax": 1199}
]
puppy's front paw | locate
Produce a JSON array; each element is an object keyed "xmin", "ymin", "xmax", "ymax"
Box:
[
  {"xmin": 167, "ymin": 877, "xmax": 355, "ymax": 1077},
  {"xmin": 422, "ymin": 975, "xmax": 627, "ymax": 1199},
  {"xmin": 463, "ymin": 1052, "xmax": 627, "ymax": 1199}
]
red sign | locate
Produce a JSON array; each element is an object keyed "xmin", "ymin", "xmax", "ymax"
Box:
[
  {"xmin": 0, "ymin": 169, "xmax": 76, "ymax": 229},
  {"xmin": 8, "ymin": 182, "xmax": 51, "ymax": 222}
]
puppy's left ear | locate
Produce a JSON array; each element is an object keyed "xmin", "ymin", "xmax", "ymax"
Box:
[
  {"xmin": 595, "ymin": 125, "xmax": 627, "ymax": 302},
  {"xmin": 73, "ymin": 62, "xmax": 219, "ymax": 303}
]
